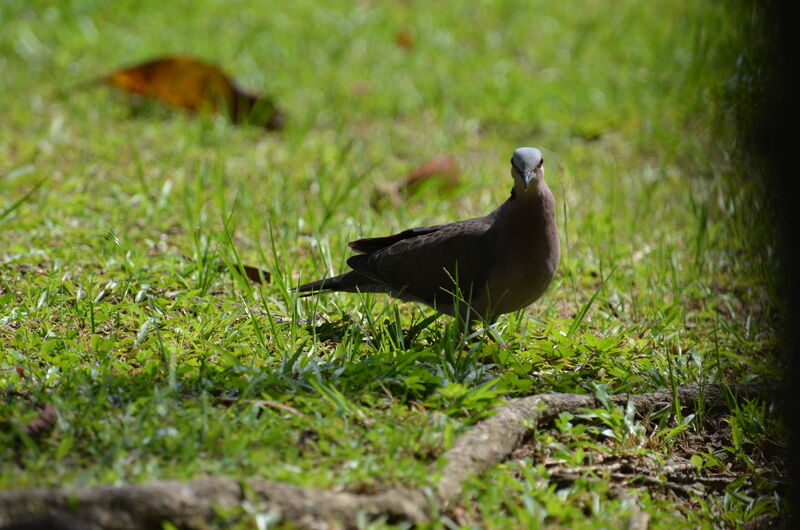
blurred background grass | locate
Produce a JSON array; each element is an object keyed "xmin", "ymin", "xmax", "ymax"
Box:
[{"xmin": 1, "ymin": 0, "xmax": 774, "ymax": 293}]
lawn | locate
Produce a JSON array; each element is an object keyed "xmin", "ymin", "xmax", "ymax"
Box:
[{"xmin": 0, "ymin": 0, "xmax": 787, "ymax": 528}]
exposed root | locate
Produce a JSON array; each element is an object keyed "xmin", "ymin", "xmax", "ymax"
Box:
[{"xmin": 0, "ymin": 382, "xmax": 775, "ymax": 529}]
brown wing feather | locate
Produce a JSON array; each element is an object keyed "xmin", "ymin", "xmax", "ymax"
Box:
[
  {"xmin": 346, "ymin": 216, "xmax": 495, "ymax": 306},
  {"xmin": 348, "ymin": 225, "xmax": 444, "ymax": 254}
]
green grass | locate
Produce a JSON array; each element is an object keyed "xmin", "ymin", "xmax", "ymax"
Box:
[{"xmin": 0, "ymin": 0, "xmax": 786, "ymax": 527}]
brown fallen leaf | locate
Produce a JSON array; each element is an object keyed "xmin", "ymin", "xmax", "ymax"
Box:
[
  {"xmin": 370, "ymin": 155, "xmax": 461, "ymax": 211},
  {"xmin": 102, "ymin": 55, "xmax": 284, "ymax": 130},
  {"xmin": 394, "ymin": 28, "xmax": 414, "ymax": 50},
  {"xmin": 228, "ymin": 263, "xmax": 271, "ymax": 284},
  {"xmin": 181, "ymin": 253, "xmax": 271, "ymax": 284},
  {"xmin": 402, "ymin": 155, "xmax": 460, "ymax": 194}
]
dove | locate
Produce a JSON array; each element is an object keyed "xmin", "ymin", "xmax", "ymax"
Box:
[{"xmin": 297, "ymin": 147, "xmax": 560, "ymax": 323}]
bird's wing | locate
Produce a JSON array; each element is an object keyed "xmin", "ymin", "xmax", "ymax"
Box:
[
  {"xmin": 348, "ymin": 202, "xmax": 506, "ymax": 255},
  {"xmin": 348, "ymin": 224, "xmax": 445, "ymax": 254},
  {"xmin": 346, "ymin": 216, "xmax": 495, "ymax": 306}
]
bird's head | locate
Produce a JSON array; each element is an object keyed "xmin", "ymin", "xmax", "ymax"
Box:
[{"xmin": 510, "ymin": 147, "xmax": 544, "ymax": 191}]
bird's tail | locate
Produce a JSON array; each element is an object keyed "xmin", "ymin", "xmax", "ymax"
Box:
[{"xmin": 295, "ymin": 274, "xmax": 350, "ymax": 297}]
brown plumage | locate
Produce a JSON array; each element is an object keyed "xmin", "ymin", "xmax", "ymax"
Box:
[{"xmin": 297, "ymin": 147, "xmax": 559, "ymax": 322}]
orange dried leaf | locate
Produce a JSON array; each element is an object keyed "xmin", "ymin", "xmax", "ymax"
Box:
[
  {"xmin": 238, "ymin": 264, "xmax": 271, "ymax": 284},
  {"xmin": 110, "ymin": 56, "xmax": 233, "ymax": 112},
  {"xmin": 371, "ymin": 156, "xmax": 461, "ymax": 211},
  {"xmin": 218, "ymin": 263, "xmax": 271, "ymax": 284},
  {"xmin": 105, "ymin": 55, "xmax": 284, "ymax": 130},
  {"xmin": 394, "ymin": 28, "xmax": 414, "ymax": 50},
  {"xmin": 402, "ymin": 155, "xmax": 460, "ymax": 195}
]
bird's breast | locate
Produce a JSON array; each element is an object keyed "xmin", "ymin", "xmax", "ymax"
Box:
[{"xmin": 482, "ymin": 203, "xmax": 559, "ymax": 315}]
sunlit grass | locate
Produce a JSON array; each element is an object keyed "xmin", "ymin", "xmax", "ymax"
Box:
[{"xmin": 0, "ymin": 0, "xmax": 784, "ymax": 526}]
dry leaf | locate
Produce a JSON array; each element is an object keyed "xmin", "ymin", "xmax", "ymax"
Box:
[
  {"xmin": 402, "ymin": 155, "xmax": 460, "ymax": 195},
  {"xmin": 216, "ymin": 262, "xmax": 271, "ymax": 284},
  {"xmin": 394, "ymin": 28, "xmax": 414, "ymax": 50},
  {"xmin": 371, "ymin": 155, "xmax": 461, "ymax": 211},
  {"xmin": 181, "ymin": 254, "xmax": 271, "ymax": 284},
  {"xmin": 104, "ymin": 55, "xmax": 284, "ymax": 130},
  {"xmin": 233, "ymin": 264, "xmax": 271, "ymax": 284}
]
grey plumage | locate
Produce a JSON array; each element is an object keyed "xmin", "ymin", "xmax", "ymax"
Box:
[{"xmin": 297, "ymin": 147, "xmax": 560, "ymax": 322}]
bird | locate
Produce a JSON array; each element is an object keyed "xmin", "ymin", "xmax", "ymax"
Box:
[{"xmin": 297, "ymin": 147, "xmax": 560, "ymax": 324}]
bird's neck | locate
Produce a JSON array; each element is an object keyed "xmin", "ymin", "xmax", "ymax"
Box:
[{"xmin": 509, "ymin": 179, "xmax": 546, "ymax": 204}]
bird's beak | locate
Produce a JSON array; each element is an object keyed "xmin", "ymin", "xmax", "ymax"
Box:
[{"xmin": 522, "ymin": 171, "xmax": 534, "ymax": 189}]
